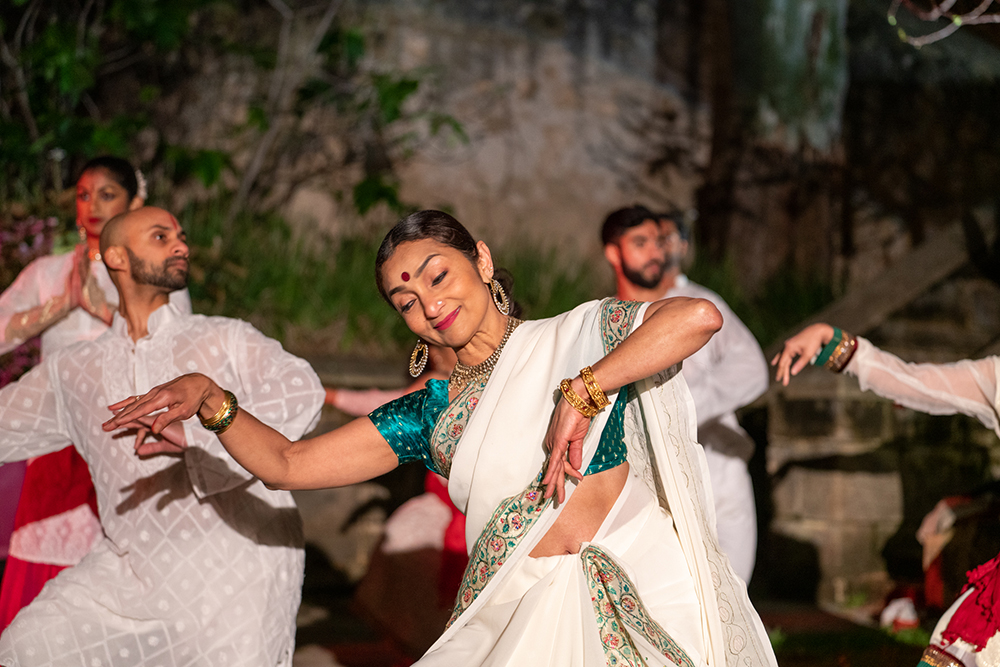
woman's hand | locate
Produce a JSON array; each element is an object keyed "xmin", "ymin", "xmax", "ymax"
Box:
[
  {"xmin": 542, "ymin": 378, "xmax": 589, "ymax": 503},
  {"xmin": 69, "ymin": 245, "xmax": 114, "ymax": 325},
  {"xmin": 103, "ymin": 373, "xmax": 221, "ymax": 436},
  {"xmin": 132, "ymin": 417, "xmax": 189, "ymax": 457},
  {"xmin": 771, "ymin": 323, "xmax": 835, "ymax": 386}
]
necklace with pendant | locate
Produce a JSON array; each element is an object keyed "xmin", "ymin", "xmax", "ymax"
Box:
[{"xmin": 449, "ymin": 316, "xmax": 523, "ymax": 393}]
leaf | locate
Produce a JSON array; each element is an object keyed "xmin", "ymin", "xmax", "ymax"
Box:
[
  {"xmin": 247, "ymin": 105, "xmax": 269, "ymax": 132},
  {"xmin": 373, "ymin": 74, "xmax": 420, "ymax": 125},
  {"xmin": 353, "ymin": 174, "xmax": 403, "ymax": 215}
]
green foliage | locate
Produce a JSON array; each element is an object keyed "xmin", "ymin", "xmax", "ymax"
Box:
[
  {"xmin": 688, "ymin": 256, "xmax": 834, "ymax": 348},
  {"xmin": 0, "ymin": 0, "xmax": 215, "ymax": 200},
  {"xmin": 372, "ymin": 74, "xmax": 420, "ymax": 125},
  {"xmin": 163, "ymin": 147, "xmax": 230, "ymax": 188},
  {"xmin": 887, "ymin": 626, "xmax": 932, "ymax": 647},
  {"xmin": 500, "ymin": 244, "xmax": 601, "ymax": 320},
  {"xmin": 353, "ymin": 174, "xmax": 409, "ymax": 216}
]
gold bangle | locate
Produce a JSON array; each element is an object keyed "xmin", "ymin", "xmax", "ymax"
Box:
[
  {"xmin": 825, "ymin": 332, "xmax": 858, "ymax": 374},
  {"xmin": 559, "ymin": 379, "xmax": 599, "ymax": 418},
  {"xmin": 199, "ymin": 392, "xmax": 231, "ymax": 428},
  {"xmin": 579, "ymin": 366, "xmax": 610, "ymax": 410},
  {"xmin": 200, "ymin": 391, "xmax": 239, "ymax": 434}
]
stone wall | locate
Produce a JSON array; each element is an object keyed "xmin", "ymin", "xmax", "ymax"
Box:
[{"xmin": 355, "ymin": 0, "xmax": 709, "ymax": 258}]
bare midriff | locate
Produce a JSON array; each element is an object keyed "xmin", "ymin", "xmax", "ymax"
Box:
[{"xmin": 529, "ymin": 462, "xmax": 629, "ymax": 557}]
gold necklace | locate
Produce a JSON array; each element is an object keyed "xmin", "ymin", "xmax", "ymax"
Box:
[{"xmin": 449, "ymin": 316, "xmax": 523, "ymax": 393}]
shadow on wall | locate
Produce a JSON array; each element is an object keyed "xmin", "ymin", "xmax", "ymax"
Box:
[
  {"xmin": 757, "ymin": 409, "xmax": 998, "ymax": 606},
  {"xmin": 742, "ymin": 406, "xmax": 822, "ymax": 603}
]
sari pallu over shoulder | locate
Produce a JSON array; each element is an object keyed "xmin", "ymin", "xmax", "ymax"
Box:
[{"xmin": 424, "ymin": 299, "xmax": 777, "ymax": 667}]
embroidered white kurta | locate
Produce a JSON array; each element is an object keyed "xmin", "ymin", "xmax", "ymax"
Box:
[
  {"xmin": 664, "ymin": 275, "xmax": 768, "ymax": 582},
  {"xmin": 0, "ymin": 252, "xmax": 192, "ymax": 566},
  {"xmin": 0, "ymin": 303, "xmax": 323, "ymax": 667}
]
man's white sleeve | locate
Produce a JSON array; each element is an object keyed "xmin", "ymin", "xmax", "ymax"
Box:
[
  {"xmin": 0, "ymin": 359, "xmax": 73, "ymax": 461},
  {"xmin": 184, "ymin": 321, "xmax": 324, "ymax": 498}
]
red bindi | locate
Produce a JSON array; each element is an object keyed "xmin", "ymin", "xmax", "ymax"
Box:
[{"xmin": 401, "ymin": 272, "xmax": 410, "ymax": 282}]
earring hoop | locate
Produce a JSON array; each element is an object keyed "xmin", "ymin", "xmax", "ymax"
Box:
[
  {"xmin": 490, "ymin": 278, "xmax": 510, "ymax": 315},
  {"xmin": 409, "ymin": 339, "xmax": 429, "ymax": 377},
  {"xmin": 77, "ymin": 225, "xmax": 86, "ymax": 243}
]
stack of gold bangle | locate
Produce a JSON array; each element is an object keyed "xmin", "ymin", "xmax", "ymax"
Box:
[
  {"xmin": 199, "ymin": 390, "xmax": 239, "ymax": 434},
  {"xmin": 559, "ymin": 366, "xmax": 609, "ymax": 418}
]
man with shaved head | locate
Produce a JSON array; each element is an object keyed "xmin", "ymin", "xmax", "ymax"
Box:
[{"xmin": 0, "ymin": 207, "xmax": 324, "ymax": 666}]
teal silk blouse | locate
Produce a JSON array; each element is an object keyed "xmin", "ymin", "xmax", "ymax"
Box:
[
  {"xmin": 369, "ymin": 299, "xmax": 643, "ymax": 479},
  {"xmin": 369, "ymin": 378, "xmax": 628, "ymax": 477}
]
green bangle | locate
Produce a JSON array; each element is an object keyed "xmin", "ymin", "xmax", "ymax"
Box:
[{"xmin": 813, "ymin": 327, "xmax": 842, "ymax": 367}]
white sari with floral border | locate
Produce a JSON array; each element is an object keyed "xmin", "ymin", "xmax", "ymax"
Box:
[{"xmin": 415, "ymin": 299, "xmax": 776, "ymax": 667}]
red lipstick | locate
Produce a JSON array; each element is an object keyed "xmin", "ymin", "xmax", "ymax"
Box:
[{"xmin": 434, "ymin": 308, "xmax": 460, "ymax": 331}]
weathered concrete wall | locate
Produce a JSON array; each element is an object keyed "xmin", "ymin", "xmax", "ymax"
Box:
[{"xmin": 358, "ymin": 0, "xmax": 708, "ymax": 258}]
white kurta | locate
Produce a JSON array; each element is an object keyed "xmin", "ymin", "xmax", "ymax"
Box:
[
  {"xmin": 0, "ymin": 303, "xmax": 324, "ymax": 667},
  {"xmin": 0, "ymin": 252, "xmax": 192, "ymax": 566},
  {"xmin": 664, "ymin": 275, "xmax": 768, "ymax": 582}
]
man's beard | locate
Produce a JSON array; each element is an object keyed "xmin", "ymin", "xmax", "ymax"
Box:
[
  {"xmin": 622, "ymin": 259, "xmax": 665, "ymax": 290},
  {"xmin": 126, "ymin": 248, "xmax": 188, "ymax": 291}
]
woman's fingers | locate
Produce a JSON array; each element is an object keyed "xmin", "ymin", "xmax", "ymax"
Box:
[
  {"xmin": 108, "ymin": 395, "xmax": 138, "ymax": 412},
  {"xmin": 149, "ymin": 405, "xmax": 193, "ymax": 435},
  {"xmin": 104, "ymin": 389, "xmax": 179, "ymax": 431}
]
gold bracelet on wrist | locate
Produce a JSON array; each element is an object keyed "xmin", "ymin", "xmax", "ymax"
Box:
[
  {"xmin": 199, "ymin": 390, "xmax": 239, "ymax": 434},
  {"xmin": 825, "ymin": 333, "xmax": 858, "ymax": 374},
  {"xmin": 559, "ymin": 379, "xmax": 599, "ymax": 418},
  {"xmin": 579, "ymin": 366, "xmax": 610, "ymax": 410},
  {"xmin": 200, "ymin": 392, "xmax": 230, "ymax": 427}
]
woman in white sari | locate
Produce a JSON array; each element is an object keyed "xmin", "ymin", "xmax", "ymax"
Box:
[{"xmin": 104, "ymin": 210, "xmax": 777, "ymax": 667}]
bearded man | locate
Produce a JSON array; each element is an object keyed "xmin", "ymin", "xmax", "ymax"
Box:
[
  {"xmin": 602, "ymin": 206, "xmax": 767, "ymax": 583},
  {"xmin": 0, "ymin": 207, "xmax": 324, "ymax": 666}
]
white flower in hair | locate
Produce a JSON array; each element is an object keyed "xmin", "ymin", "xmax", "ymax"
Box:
[{"xmin": 134, "ymin": 169, "xmax": 148, "ymax": 201}]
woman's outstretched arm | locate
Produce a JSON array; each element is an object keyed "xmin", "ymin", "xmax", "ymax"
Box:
[
  {"xmin": 773, "ymin": 323, "xmax": 999, "ymax": 432},
  {"xmin": 103, "ymin": 373, "xmax": 399, "ymax": 490},
  {"xmin": 543, "ymin": 296, "xmax": 723, "ymax": 500}
]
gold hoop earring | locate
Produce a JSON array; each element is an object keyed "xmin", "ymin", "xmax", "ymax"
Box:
[
  {"xmin": 409, "ymin": 339, "xmax": 429, "ymax": 377},
  {"xmin": 77, "ymin": 225, "xmax": 86, "ymax": 242},
  {"xmin": 490, "ymin": 278, "xmax": 510, "ymax": 315}
]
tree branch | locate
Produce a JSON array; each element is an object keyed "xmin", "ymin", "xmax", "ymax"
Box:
[
  {"xmin": 0, "ymin": 32, "xmax": 39, "ymax": 141},
  {"xmin": 77, "ymin": 0, "xmax": 97, "ymax": 56},
  {"xmin": 889, "ymin": 0, "xmax": 999, "ymax": 47},
  {"xmin": 225, "ymin": 0, "xmax": 344, "ymax": 228}
]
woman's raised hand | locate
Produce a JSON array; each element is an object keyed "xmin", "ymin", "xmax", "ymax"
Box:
[
  {"xmin": 542, "ymin": 383, "xmax": 588, "ymax": 504},
  {"xmin": 69, "ymin": 245, "xmax": 114, "ymax": 325},
  {"xmin": 771, "ymin": 323, "xmax": 835, "ymax": 386},
  {"xmin": 103, "ymin": 373, "xmax": 218, "ymax": 437}
]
